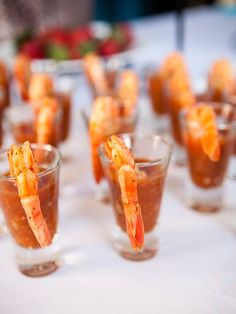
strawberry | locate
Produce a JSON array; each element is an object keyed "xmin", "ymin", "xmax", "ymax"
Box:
[
  {"xmin": 99, "ymin": 38, "xmax": 120, "ymax": 56},
  {"xmin": 20, "ymin": 40, "xmax": 45, "ymax": 59},
  {"xmin": 70, "ymin": 26, "xmax": 93, "ymax": 45},
  {"xmin": 39, "ymin": 28, "xmax": 70, "ymax": 45}
]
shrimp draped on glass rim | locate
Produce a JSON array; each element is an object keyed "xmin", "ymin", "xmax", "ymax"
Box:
[
  {"xmin": 7, "ymin": 141, "xmax": 51, "ymax": 248},
  {"xmin": 104, "ymin": 135, "xmax": 144, "ymax": 251}
]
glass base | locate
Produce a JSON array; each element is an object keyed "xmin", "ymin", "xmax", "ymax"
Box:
[
  {"xmin": 94, "ymin": 181, "xmax": 111, "ymax": 204},
  {"xmin": 153, "ymin": 115, "xmax": 169, "ymax": 133},
  {"xmin": 14, "ymin": 236, "xmax": 61, "ymax": 277},
  {"xmin": 227, "ymin": 156, "xmax": 236, "ymax": 180},
  {"xmin": 0, "ymin": 210, "xmax": 7, "ymax": 237},
  {"xmin": 173, "ymin": 144, "xmax": 186, "ymax": 167},
  {"xmin": 187, "ymin": 181, "xmax": 223, "ymax": 213},
  {"xmin": 113, "ymin": 225, "xmax": 158, "ymax": 261}
]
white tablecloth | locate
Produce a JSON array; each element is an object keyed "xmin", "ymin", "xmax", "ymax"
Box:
[{"xmin": 1, "ymin": 6, "xmax": 236, "ymax": 314}]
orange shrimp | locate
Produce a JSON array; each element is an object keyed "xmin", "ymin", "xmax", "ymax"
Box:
[
  {"xmin": 118, "ymin": 70, "xmax": 139, "ymax": 116},
  {"xmin": 187, "ymin": 104, "xmax": 220, "ymax": 161},
  {"xmin": 13, "ymin": 54, "xmax": 31, "ymax": 101},
  {"xmin": 84, "ymin": 54, "xmax": 109, "ymax": 96},
  {"xmin": 89, "ymin": 97, "xmax": 121, "ymax": 183},
  {"xmin": 8, "ymin": 141, "xmax": 51, "ymax": 247},
  {"xmin": 0, "ymin": 60, "xmax": 9, "ymax": 107},
  {"xmin": 29, "ymin": 74, "xmax": 54, "ymax": 110},
  {"xmin": 0, "ymin": 61, "xmax": 8, "ymax": 86},
  {"xmin": 104, "ymin": 135, "xmax": 144, "ymax": 251},
  {"xmin": 161, "ymin": 52, "xmax": 186, "ymax": 79},
  {"xmin": 208, "ymin": 59, "xmax": 234, "ymax": 97},
  {"xmin": 36, "ymin": 97, "xmax": 59, "ymax": 145}
]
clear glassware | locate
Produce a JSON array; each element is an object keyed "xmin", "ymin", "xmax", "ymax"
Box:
[
  {"xmin": 80, "ymin": 105, "xmax": 139, "ymax": 203},
  {"xmin": 224, "ymin": 92, "xmax": 236, "ymax": 179},
  {"xmin": 165, "ymin": 83, "xmax": 195, "ymax": 167},
  {"xmin": 0, "ymin": 144, "xmax": 62, "ymax": 276},
  {"xmin": 99, "ymin": 133, "xmax": 172, "ymax": 261},
  {"xmin": 4, "ymin": 103, "xmax": 62, "ymax": 147},
  {"xmin": 54, "ymin": 76, "xmax": 74, "ymax": 143},
  {"xmin": 147, "ymin": 70, "xmax": 169, "ymax": 132},
  {"xmin": 181, "ymin": 102, "xmax": 236, "ymax": 212}
]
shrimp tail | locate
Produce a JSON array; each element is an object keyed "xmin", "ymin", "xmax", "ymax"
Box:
[
  {"xmin": 118, "ymin": 165, "xmax": 144, "ymax": 251},
  {"xmin": 125, "ymin": 204, "xmax": 144, "ymax": 251},
  {"xmin": 92, "ymin": 146, "xmax": 104, "ymax": 183},
  {"xmin": 21, "ymin": 195, "xmax": 51, "ymax": 248}
]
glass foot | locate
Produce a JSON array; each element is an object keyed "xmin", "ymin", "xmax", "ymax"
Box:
[
  {"xmin": 187, "ymin": 181, "xmax": 223, "ymax": 213},
  {"xmin": 19, "ymin": 261, "xmax": 59, "ymax": 277},
  {"xmin": 15, "ymin": 237, "xmax": 61, "ymax": 277},
  {"xmin": 0, "ymin": 211, "xmax": 7, "ymax": 237},
  {"xmin": 113, "ymin": 226, "xmax": 158, "ymax": 261},
  {"xmin": 173, "ymin": 144, "xmax": 186, "ymax": 167},
  {"xmin": 94, "ymin": 181, "xmax": 111, "ymax": 204},
  {"xmin": 227, "ymin": 157, "xmax": 236, "ymax": 180}
]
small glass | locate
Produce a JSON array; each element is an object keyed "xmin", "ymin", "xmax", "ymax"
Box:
[
  {"xmin": 166, "ymin": 84, "xmax": 196, "ymax": 167},
  {"xmin": 147, "ymin": 70, "xmax": 169, "ymax": 131},
  {"xmin": 85, "ymin": 58, "xmax": 127, "ymax": 99},
  {"xmin": 181, "ymin": 102, "xmax": 236, "ymax": 212},
  {"xmin": 224, "ymin": 93, "xmax": 236, "ymax": 179},
  {"xmin": 81, "ymin": 106, "xmax": 138, "ymax": 202},
  {"xmin": 4, "ymin": 103, "xmax": 61, "ymax": 147},
  {"xmin": 0, "ymin": 144, "xmax": 61, "ymax": 276},
  {"xmin": 99, "ymin": 134, "xmax": 172, "ymax": 261},
  {"xmin": 54, "ymin": 76, "xmax": 74, "ymax": 143}
]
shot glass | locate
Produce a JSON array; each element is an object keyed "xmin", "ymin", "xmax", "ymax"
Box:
[
  {"xmin": 99, "ymin": 133, "xmax": 172, "ymax": 261},
  {"xmin": 4, "ymin": 103, "xmax": 61, "ymax": 147},
  {"xmin": 166, "ymin": 84, "xmax": 196, "ymax": 167},
  {"xmin": 181, "ymin": 102, "xmax": 236, "ymax": 212},
  {"xmin": 81, "ymin": 106, "xmax": 138, "ymax": 202},
  {"xmin": 147, "ymin": 70, "xmax": 169, "ymax": 131},
  {"xmin": 224, "ymin": 93, "xmax": 236, "ymax": 179},
  {"xmin": 55, "ymin": 76, "xmax": 74, "ymax": 143},
  {"xmin": 0, "ymin": 144, "xmax": 61, "ymax": 276}
]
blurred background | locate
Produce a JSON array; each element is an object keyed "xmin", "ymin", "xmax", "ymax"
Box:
[{"xmin": 0, "ymin": 0, "xmax": 231, "ymax": 39}]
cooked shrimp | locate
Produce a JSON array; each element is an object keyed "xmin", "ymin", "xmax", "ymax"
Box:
[
  {"xmin": 36, "ymin": 97, "xmax": 59, "ymax": 145},
  {"xmin": 29, "ymin": 73, "xmax": 54, "ymax": 107},
  {"xmin": 0, "ymin": 61, "xmax": 8, "ymax": 86},
  {"xmin": 104, "ymin": 135, "xmax": 144, "ymax": 251},
  {"xmin": 208, "ymin": 59, "xmax": 234, "ymax": 96},
  {"xmin": 13, "ymin": 54, "xmax": 31, "ymax": 101},
  {"xmin": 8, "ymin": 141, "xmax": 51, "ymax": 247},
  {"xmin": 161, "ymin": 52, "xmax": 186, "ymax": 79},
  {"xmin": 186, "ymin": 104, "xmax": 220, "ymax": 161},
  {"xmin": 84, "ymin": 54, "xmax": 109, "ymax": 96},
  {"xmin": 118, "ymin": 70, "xmax": 139, "ymax": 116},
  {"xmin": 89, "ymin": 97, "xmax": 121, "ymax": 183}
]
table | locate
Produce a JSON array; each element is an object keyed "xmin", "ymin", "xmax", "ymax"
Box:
[{"xmin": 1, "ymin": 6, "xmax": 236, "ymax": 314}]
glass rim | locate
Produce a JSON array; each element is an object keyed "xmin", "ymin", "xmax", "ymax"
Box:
[
  {"xmin": 80, "ymin": 104, "xmax": 139, "ymax": 129},
  {"xmin": 0, "ymin": 143, "xmax": 61, "ymax": 182},
  {"xmin": 180, "ymin": 101, "xmax": 236, "ymax": 131},
  {"xmin": 98, "ymin": 132, "xmax": 173, "ymax": 168},
  {"xmin": 5, "ymin": 102, "xmax": 62, "ymax": 126},
  {"xmin": 4, "ymin": 103, "xmax": 33, "ymax": 116}
]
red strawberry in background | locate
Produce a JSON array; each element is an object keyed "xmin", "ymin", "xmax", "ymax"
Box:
[
  {"xmin": 39, "ymin": 28, "xmax": 70, "ymax": 45},
  {"xmin": 70, "ymin": 26, "xmax": 92, "ymax": 45},
  {"xmin": 20, "ymin": 40, "xmax": 45, "ymax": 59},
  {"xmin": 69, "ymin": 26, "xmax": 97, "ymax": 59},
  {"xmin": 99, "ymin": 38, "xmax": 120, "ymax": 56},
  {"xmin": 40, "ymin": 28, "xmax": 70, "ymax": 60}
]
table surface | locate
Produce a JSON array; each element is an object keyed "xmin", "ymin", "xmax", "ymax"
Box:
[{"xmin": 1, "ymin": 6, "xmax": 236, "ymax": 314}]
